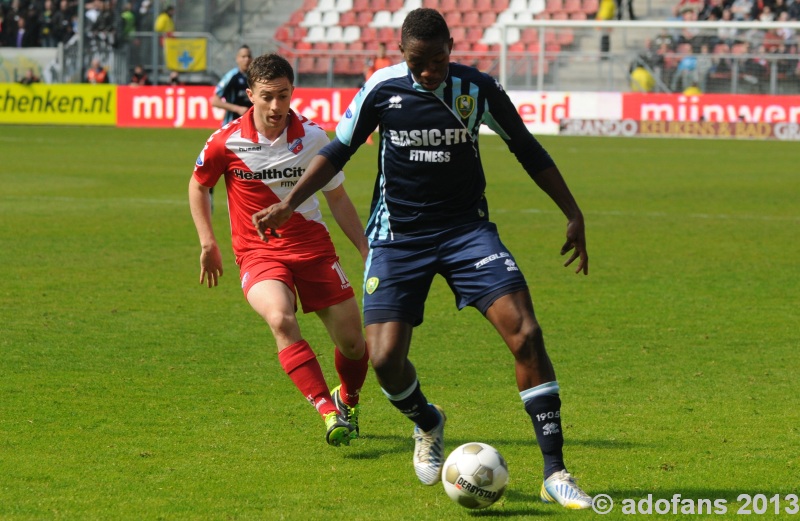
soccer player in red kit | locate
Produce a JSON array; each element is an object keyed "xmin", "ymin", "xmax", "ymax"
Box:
[{"xmin": 188, "ymin": 53, "xmax": 369, "ymax": 446}]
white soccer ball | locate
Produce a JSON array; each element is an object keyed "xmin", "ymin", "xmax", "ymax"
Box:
[{"xmin": 441, "ymin": 442, "xmax": 509, "ymax": 509}]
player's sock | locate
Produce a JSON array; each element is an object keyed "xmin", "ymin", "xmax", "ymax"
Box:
[
  {"xmin": 383, "ymin": 379, "xmax": 440, "ymax": 431},
  {"xmin": 334, "ymin": 344, "xmax": 369, "ymax": 406},
  {"xmin": 521, "ymin": 381, "xmax": 566, "ymax": 479},
  {"xmin": 278, "ymin": 340, "xmax": 337, "ymax": 417}
]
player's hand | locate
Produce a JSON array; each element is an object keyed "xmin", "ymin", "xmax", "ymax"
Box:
[
  {"xmin": 561, "ymin": 216, "xmax": 588, "ymax": 275},
  {"xmin": 199, "ymin": 244, "xmax": 223, "ymax": 287},
  {"xmin": 251, "ymin": 203, "xmax": 291, "ymax": 242}
]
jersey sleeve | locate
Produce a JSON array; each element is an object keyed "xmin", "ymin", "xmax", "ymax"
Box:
[
  {"xmin": 192, "ymin": 128, "xmax": 228, "ymax": 187},
  {"xmin": 481, "ymin": 76, "xmax": 556, "ymax": 176},
  {"xmin": 214, "ymin": 69, "xmax": 235, "ymax": 98}
]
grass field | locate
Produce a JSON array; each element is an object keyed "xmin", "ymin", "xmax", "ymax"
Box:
[{"xmin": 1, "ymin": 126, "xmax": 798, "ymax": 520}]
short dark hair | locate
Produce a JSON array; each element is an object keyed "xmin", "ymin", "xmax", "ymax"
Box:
[
  {"xmin": 247, "ymin": 53, "xmax": 294, "ymax": 88},
  {"xmin": 401, "ymin": 8, "xmax": 450, "ymax": 45}
]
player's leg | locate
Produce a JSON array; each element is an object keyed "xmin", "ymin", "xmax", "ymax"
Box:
[
  {"xmin": 485, "ymin": 291, "xmax": 592, "ymax": 509},
  {"xmin": 440, "ymin": 222, "xmax": 591, "ymax": 508},
  {"xmin": 316, "ymin": 297, "xmax": 369, "ymax": 434},
  {"xmin": 367, "ymin": 321, "xmax": 446, "ymax": 485},
  {"xmin": 246, "ymin": 279, "xmax": 353, "ymax": 446},
  {"xmin": 363, "ymin": 241, "xmax": 444, "ymax": 484}
]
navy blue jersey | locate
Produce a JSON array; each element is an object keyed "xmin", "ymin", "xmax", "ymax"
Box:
[
  {"xmin": 320, "ymin": 61, "xmax": 555, "ymax": 242},
  {"xmin": 215, "ymin": 68, "xmax": 252, "ymax": 125}
]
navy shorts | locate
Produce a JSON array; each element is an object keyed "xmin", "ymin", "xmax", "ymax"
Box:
[{"xmin": 362, "ymin": 221, "xmax": 528, "ymax": 326}]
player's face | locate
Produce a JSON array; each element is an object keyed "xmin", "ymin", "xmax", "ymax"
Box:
[
  {"xmin": 400, "ymin": 37, "xmax": 452, "ymax": 91},
  {"xmin": 236, "ymin": 48, "xmax": 253, "ymax": 73},
  {"xmin": 247, "ymin": 77, "xmax": 294, "ymax": 137}
]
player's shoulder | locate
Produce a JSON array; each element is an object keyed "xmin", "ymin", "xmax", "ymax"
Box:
[
  {"xmin": 206, "ymin": 118, "xmax": 243, "ymax": 146},
  {"xmin": 364, "ymin": 62, "xmax": 408, "ymax": 91},
  {"xmin": 451, "ymin": 62, "xmax": 499, "ymax": 87},
  {"xmin": 216, "ymin": 67, "xmax": 240, "ymax": 87}
]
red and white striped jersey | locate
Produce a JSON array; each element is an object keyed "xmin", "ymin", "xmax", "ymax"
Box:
[{"xmin": 193, "ymin": 108, "xmax": 345, "ymax": 264}]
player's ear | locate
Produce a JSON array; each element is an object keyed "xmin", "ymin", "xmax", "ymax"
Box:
[
  {"xmin": 246, "ymin": 88, "xmax": 254, "ymax": 103},
  {"xmin": 447, "ymin": 37, "xmax": 454, "ymax": 55}
]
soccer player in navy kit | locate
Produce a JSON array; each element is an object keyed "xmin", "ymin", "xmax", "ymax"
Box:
[{"xmin": 253, "ymin": 8, "xmax": 592, "ymax": 508}]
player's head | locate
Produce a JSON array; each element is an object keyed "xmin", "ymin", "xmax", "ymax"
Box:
[
  {"xmin": 236, "ymin": 45, "xmax": 253, "ymax": 73},
  {"xmin": 400, "ymin": 8, "xmax": 452, "ymax": 91},
  {"xmin": 246, "ymin": 54, "xmax": 295, "ymax": 136}
]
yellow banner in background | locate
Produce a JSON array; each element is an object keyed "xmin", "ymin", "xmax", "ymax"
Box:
[
  {"xmin": 0, "ymin": 83, "xmax": 116, "ymax": 125},
  {"xmin": 164, "ymin": 38, "xmax": 207, "ymax": 72}
]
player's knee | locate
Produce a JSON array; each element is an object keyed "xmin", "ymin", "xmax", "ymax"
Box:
[
  {"xmin": 508, "ymin": 320, "xmax": 544, "ymax": 360},
  {"xmin": 337, "ymin": 336, "xmax": 367, "ymax": 359},
  {"xmin": 264, "ymin": 309, "xmax": 298, "ymax": 337}
]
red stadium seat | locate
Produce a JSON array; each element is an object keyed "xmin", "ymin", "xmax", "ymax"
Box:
[
  {"xmin": 274, "ymin": 25, "xmax": 291, "ymax": 43},
  {"xmin": 479, "ymin": 11, "xmax": 496, "ymax": 26},
  {"xmin": 445, "ymin": 11, "xmax": 462, "ymax": 27},
  {"xmin": 333, "ymin": 57, "xmax": 353, "ymax": 74},
  {"xmin": 462, "ymin": 11, "xmax": 480, "ymax": 26},
  {"xmin": 339, "ymin": 11, "xmax": 357, "ymax": 25},
  {"xmin": 545, "ymin": 0, "xmax": 563, "ymax": 12},
  {"xmin": 582, "ymin": 0, "xmax": 598, "ymax": 13}
]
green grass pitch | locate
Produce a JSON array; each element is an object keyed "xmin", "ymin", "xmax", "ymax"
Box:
[{"xmin": 1, "ymin": 126, "xmax": 798, "ymax": 520}]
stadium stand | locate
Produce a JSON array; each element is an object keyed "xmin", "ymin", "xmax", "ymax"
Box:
[{"xmin": 272, "ymin": 0, "xmax": 587, "ymax": 81}]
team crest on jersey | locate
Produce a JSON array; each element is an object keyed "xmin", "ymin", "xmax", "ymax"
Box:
[
  {"xmin": 288, "ymin": 138, "xmax": 303, "ymax": 154},
  {"xmin": 365, "ymin": 277, "xmax": 380, "ymax": 294},
  {"xmin": 455, "ymin": 95, "xmax": 475, "ymax": 119}
]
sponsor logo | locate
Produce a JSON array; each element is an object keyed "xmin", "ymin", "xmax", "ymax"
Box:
[
  {"xmin": 232, "ymin": 166, "xmax": 304, "ymax": 180},
  {"xmin": 455, "ymin": 477, "xmax": 499, "ymax": 499},
  {"xmin": 505, "ymin": 258, "xmax": 519, "ymax": 272},
  {"xmin": 388, "ymin": 95, "xmax": 402, "ymax": 109},
  {"xmin": 345, "ymin": 107, "xmax": 353, "ymax": 118},
  {"xmin": 388, "ymin": 128, "xmax": 469, "ymax": 147},
  {"xmin": 288, "ymin": 138, "xmax": 303, "ymax": 154},
  {"xmin": 474, "ymin": 252, "xmax": 510, "ymax": 269},
  {"xmin": 409, "ymin": 149, "xmax": 450, "ymax": 162},
  {"xmin": 195, "ymin": 152, "xmax": 204, "ymax": 166},
  {"xmin": 455, "ymin": 95, "xmax": 475, "ymax": 119},
  {"xmin": 365, "ymin": 277, "xmax": 379, "ymax": 294},
  {"xmin": 542, "ymin": 422, "xmax": 560, "ymax": 435},
  {"xmin": 237, "ymin": 145, "xmax": 261, "ymax": 152}
]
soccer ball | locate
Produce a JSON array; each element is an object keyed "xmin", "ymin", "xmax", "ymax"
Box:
[{"xmin": 441, "ymin": 442, "xmax": 509, "ymax": 509}]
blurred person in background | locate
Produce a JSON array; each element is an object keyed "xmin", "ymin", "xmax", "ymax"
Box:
[
  {"xmin": 86, "ymin": 57, "xmax": 109, "ymax": 83},
  {"xmin": 208, "ymin": 44, "xmax": 254, "ymax": 211},
  {"xmin": 129, "ymin": 64, "xmax": 150, "ymax": 85},
  {"xmin": 154, "ymin": 3, "xmax": 174, "ymax": 34}
]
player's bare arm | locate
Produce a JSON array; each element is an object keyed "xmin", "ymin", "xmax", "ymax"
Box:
[
  {"xmin": 323, "ymin": 185, "xmax": 369, "ymax": 262},
  {"xmin": 252, "ymin": 154, "xmax": 340, "ymax": 240},
  {"xmin": 210, "ymin": 94, "xmax": 248, "ymax": 116},
  {"xmin": 188, "ymin": 177, "xmax": 224, "ymax": 287},
  {"xmin": 529, "ymin": 166, "xmax": 589, "ymax": 275}
]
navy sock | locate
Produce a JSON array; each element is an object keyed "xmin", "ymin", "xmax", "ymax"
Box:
[
  {"xmin": 383, "ymin": 380, "xmax": 440, "ymax": 432},
  {"xmin": 522, "ymin": 383, "xmax": 566, "ymax": 479}
]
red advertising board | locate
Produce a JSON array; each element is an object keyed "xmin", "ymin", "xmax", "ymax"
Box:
[
  {"xmin": 116, "ymin": 86, "xmax": 359, "ymax": 130},
  {"xmin": 622, "ymin": 93, "xmax": 800, "ymax": 123}
]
